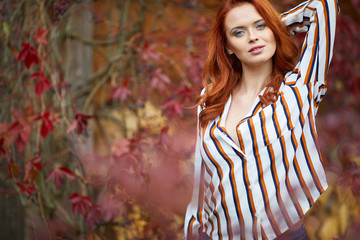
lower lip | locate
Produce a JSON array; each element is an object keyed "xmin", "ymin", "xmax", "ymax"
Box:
[{"xmin": 249, "ymin": 46, "xmax": 265, "ymax": 55}]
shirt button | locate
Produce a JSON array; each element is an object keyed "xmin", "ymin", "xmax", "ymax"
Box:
[
  {"xmin": 249, "ymin": 185, "xmax": 254, "ymax": 190},
  {"xmin": 255, "ymin": 213, "xmax": 259, "ymax": 218}
]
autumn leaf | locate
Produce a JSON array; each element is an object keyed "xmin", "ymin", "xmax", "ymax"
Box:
[
  {"xmin": 17, "ymin": 43, "xmax": 39, "ymax": 68},
  {"xmin": 35, "ymin": 27, "xmax": 48, "ymax": 45},
  {"xmin": 85, "ymin": 205, "xmax": 103, "ymax": 228},
  {"xmin": 161, "ymin": 98, "xmax": 183, "ymax": 118},
  {"xmin": 67, "ymin": 112, "xmax": 93, "ymax": 135},
  {"xmin": 98, "ymin": 194, "xmax": 120, "ymax": 222},
  {"xmin": 7, "ymin": 109, "xmax": 33, "ymax": 152},
  {"xmin": 6, "ymin": 121, "xmax": 22, "ymax": 150},
  {"xmin": 157, "ymin": 127, "xmax": 171, "ymax": 146},
  {"xmin": 110, "ymin": 79, "xmax": 131, "ymax": 102},
  {"xmin": 8, "ymin": 121, "xmax": 21, "ymax": 134},
  {"xmin": 4, "ymin": 159, "xmax": 21, "ymax": 180},
  {"xmin": 150, "ymin": 68, "xmax": 170, "ymax": 91},
  {"xmin": 177, "ymin": 85, "xmax": 194, "ymax": 103},
  {"xmin": 0, "ymin": 137, "xmax": 5, "ymax": 156},
  {"xmin": 31, "ymin": 72, "xmax": 51, "ymax": 96},
  {"xmin": 45, "ymin": 166, "xmax": 75, "ymax": 189},
  {"xmin": 16, "ymin": 127, "xmax": 31, "ymax": 153},
  {"xmin": 69, "ymin": 192, "xmax": 93, "ymax": 216},
  {"xmin": 23, "ymin": 156, "xmax": 42, "ymax": 183},
  {"xmin": 16, "ymin": 181, "xmax": 36, "ymax": 196},
  {"xmin": 141, "ymin": 41, "xmax": 160, "ymax": 61},
  {"xmin": 35, "ymin": 112, "xmax": 54, "ymax": 138}
]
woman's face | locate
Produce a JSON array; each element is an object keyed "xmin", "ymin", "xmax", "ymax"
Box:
[{"xmin": 225, "ymin": 2, "xmax": 276, "ymax": 68}]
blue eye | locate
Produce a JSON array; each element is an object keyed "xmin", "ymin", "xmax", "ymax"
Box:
[
  {"xmin": 233, "ymin": 30, "xmax": 245, "ymax": 37},
  {"xmin": 256, "ymin": 23, "xmax": 266, "ymax": 30}
]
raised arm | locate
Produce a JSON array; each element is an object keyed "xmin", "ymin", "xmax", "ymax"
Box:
[{"xmin": 281, "ymin": 0, "xmax": 339, "ymax": 104}]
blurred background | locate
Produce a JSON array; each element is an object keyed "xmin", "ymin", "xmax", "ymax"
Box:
[{"xmin": 0, "ymin": 0, "xmax": 359, "ymax": 239}]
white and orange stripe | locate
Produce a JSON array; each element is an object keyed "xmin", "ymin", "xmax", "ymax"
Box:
[{"xmin": 184, "ymin": 0, "xmax": 339, "ymax": 239}]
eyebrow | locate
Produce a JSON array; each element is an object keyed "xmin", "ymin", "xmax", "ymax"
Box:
[{"xmin": 230, "ymin": 19, "xmax": 264, "ymax": 32}]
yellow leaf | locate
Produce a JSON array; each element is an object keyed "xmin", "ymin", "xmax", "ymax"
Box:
[
  {"xmin": 319, "ymin": 217, "xmax": 339, "ymax": 240},
  {"xmin": 339, "ymin": 203, "xmax": 349, "ymax": 235}
]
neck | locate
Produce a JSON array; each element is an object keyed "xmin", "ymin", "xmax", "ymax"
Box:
[{"xmin": 236, "ymin": 61, "xmax": 273, "ymax": 96}]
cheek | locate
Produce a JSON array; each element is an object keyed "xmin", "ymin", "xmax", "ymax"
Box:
[
  {"xmin": 264, "ymin": 32, "xmax": 277, "ymax": 53},
  {"xmin": 266, "ymin": 31, "xmax": 276, "ymax": 47},
  {"xmin": 228, "ymin": 39, "xmax": 246, "ymax": 53}
]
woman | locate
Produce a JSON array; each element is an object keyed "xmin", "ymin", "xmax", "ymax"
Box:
[{"xmin": 184, "ymin": 0, "xmax": 339, "ymax": 239}]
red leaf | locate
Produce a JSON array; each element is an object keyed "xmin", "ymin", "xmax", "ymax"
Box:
[
  {"xmin": 66, "ymin": 120, "xmax": 77, "ymax": 134},
  {"xmin": 17, "ymin": 43, "xmax": 39, "ymax": 68},
  {"xmin": 141, "ymin": 41, "xmax": 160, "ymax": 61},
  {"xmin": 0, "ymin": 138, "xmax": 5, "ymax": 156},
  {"xmin": 67, "ymin": 113, "xmax": 93, "ymax": 135},
  {"xmin": 150, "ymin": 68, "xmax": 170, "ymax": 91},
  {"xmin": 41, "ymin": 118, "xmax": 54, "ymax": 138},
  {"xmin": 8, "ymin": 121, "xmax": 21, "ymax": 133},
  {"xmin": 5, "ymin": 159, "xmax": 21, "ymax": 180},
  {"xmin": 24, "ymin": 156, "xmax": 42, "ymax": 183},
  {"xmin": 36, "ymin": 112, "xmax": 55, "ymax": 138},
  {"xmin": 158, "ymin": 127, "xmax": 171, "ymax": 146},
  {"xmin": 35, "ymin": 27, "xmax": 48, "ymax": 45},
  {"xmin": 161, "ymin": 98, "xmax": 183, "ymax": 118},
  {"xmin": 7, "ymin": 109, "xmax": 33, "ymax": 152},
  {"xmin": 85, "ymin": 205, "xmax": 103, "ymax": 228},
  {"xmin": 58, "ymin": 167, "xmax": 75, "ymax": 178},
  {"xmin": 16, "ymin": 127, "xmax": 31, "ymax": 153},
  {"xmin": 98, "ymin": 194, "xmax": 120, "ymax": 222},
  {"xmin": 45, "ymin": 166, "xmax": 75, "ymax": 189},
  {"xmin": 6, "ymin": 121, "xmax": 21, "ymax": 148},
  {"xmin": 31, "ymin": 72, "xmax": 51, "ymax": 96},
  {"xmin": 69, "ymin": 192, "xmax": 93, "ymax": 216},
  {"xmin": 110, "ymin": 79, "xmax": 131, "ymax": 102},
  {"xmin": 16, "ymin": 181, "xmax": 36, "ymax": 196},
  {"xmin": 69, "ymin": 192, "xmax": 80, "ymax": 202},
  {"xmin": 177, "ymin": 85, "xmax": 194, "ymax": 103},
  {"xmin": 49, "ymin": 170, "xmax": 62, "ymax": 189}
]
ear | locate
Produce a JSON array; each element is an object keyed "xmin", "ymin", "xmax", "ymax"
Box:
[{"xmin": 227, "ymin": 48, "xmax": 234, "ymax": 55}]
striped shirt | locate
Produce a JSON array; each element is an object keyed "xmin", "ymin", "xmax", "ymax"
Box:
[{"xmin": 184, "ymin": 0, "xmax": 339, "ymax": 239}]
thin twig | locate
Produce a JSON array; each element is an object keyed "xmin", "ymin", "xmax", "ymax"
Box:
[
  {"xmin": 82, "ymin": 63, "xmax": 113, "ymax": 114},
  {"xmin": 37, "ymin": 189, "xmax": 53, "ymax": 239},
  {"xmin": 158, "ymin": 52, "xmax": 192, "ymax": 87},
  {"xmin": 66, "ymin": 31, "xmax": 123, "ymax": 47}
]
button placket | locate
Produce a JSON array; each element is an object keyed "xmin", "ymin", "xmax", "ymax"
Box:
[{"xmin": 248, "ymin": 156, "xmax": 263, "ymax": 217}]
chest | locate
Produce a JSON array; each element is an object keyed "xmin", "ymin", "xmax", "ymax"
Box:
[{"xmin": 224, "ymin": 94, "xmax": 258, "ymax": 148}]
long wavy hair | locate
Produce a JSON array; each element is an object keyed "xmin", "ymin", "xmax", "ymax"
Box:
[{"xmin": 198, "ymin": 0, "xmax": 298, "ymax": 128}]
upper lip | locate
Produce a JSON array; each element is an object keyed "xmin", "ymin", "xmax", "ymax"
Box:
[{"xmin": 249, "ymin": 45, "xmax": 265, "ymax": 52}]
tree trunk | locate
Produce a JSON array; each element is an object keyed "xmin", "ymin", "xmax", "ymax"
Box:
[
  {"xmin": 0, "ymin": 183, "xmax": 25, "ymax": 240},
  {"xmin": 66, "ymin": 1, "xmax": 94, "ymax": 108}
]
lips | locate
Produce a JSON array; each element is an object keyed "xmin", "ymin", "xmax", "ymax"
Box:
[{"xmin": 249, "ymin": 45, "xmax": 265, "ymax": 54}]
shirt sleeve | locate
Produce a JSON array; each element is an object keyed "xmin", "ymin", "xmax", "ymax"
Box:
[
  {"xmin": 281, "ymin": 0, "xmax": 339, "ymax": 105},
  {"xmin": 184, "ymin": 92, "xmax": 206, "ymax": 239}
]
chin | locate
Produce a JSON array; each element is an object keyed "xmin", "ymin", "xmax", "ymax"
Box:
[{"xmin": 246, "ymin": 57, "xmax": 273, "ymax": 66}]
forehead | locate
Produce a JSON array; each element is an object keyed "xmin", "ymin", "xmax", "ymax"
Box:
[{"xmin": 225, "ymin": 3, "xmax": 262, "ymax": 30}]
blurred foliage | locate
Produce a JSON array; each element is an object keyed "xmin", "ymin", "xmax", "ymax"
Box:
[{"xmin": 0, "ymin": 0, "xmax": 359, "ymax": 239}]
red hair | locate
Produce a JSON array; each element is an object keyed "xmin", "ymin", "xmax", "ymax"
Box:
[{"xmin": 198, "ymin": 0, "xmax": 298, "ymax": 127}]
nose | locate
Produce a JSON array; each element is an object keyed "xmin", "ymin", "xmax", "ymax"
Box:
[{"xmin": 248, "ymin": 29, "xmax": 259, "ymax": 43}]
